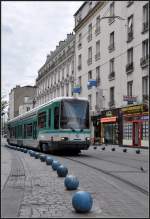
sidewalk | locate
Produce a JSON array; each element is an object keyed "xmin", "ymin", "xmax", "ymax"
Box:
[{"xmin": 1, "ymin": 138, "xmax": 12, "ymax": 192}]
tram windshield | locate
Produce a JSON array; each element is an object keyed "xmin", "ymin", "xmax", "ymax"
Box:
[{"xmin": 60, "ymin": 99, "xmax": 89, "ymax": 130}]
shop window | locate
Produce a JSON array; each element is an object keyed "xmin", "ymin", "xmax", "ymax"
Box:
[
  {"xmin": 38, "ymin": 112, "xmax": 46, "ymax": 128},
  {"xmin": 123, "ymin": 122, "xmax": 132, "ymax": 139},
  {"xmin": 142, "ymin": 121, "xmax": 149, "ymax": 140}
]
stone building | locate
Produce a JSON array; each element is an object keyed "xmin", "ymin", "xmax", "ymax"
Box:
[
  {"xmin": 35, "ymin": 33, "xmax": 75, "ymax": 106},
  {"xmin": 8, "ymin": 85, "xmax": 36, "ymax": 120},
  {"xmin": 74, "ymin": 1, "xmax": 149, "ymax": 146}
]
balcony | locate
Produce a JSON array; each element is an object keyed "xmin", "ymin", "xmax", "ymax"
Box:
[
  {"xmin": 140, "ymin": 56, "xmax": 149, "ymax": 68},
  {"xmin": 126, "ymin": 62, "xmax": 134, "ymax": 74},
  {"xmin": 95, "ymin": 53, "xmax": 100, "ymax": 61},
  {"xmin": 95, "ymin": 28, "xmax": 100, "ymax": 36},
  {"xmin": 109, "ymin": 100, "xmax": 115, "ymax": 108},
  {"xmin": 87, "ymin": 34, "xmax": 92, "ymax": 42},
  {"xmin": 126, "ymin": 1, "xmax": 134, "ymax": 7},
  {"xmin": 78, "ymin": 65, "xmax": 82, "ymax": 70},
  {"xmin": 142, "ymin": 22, "xmax": 149, "ymax": 34},
  {"xmin": 87, "ymin": 58, "xmax": 92, "ymax": 65},
  {"xmin": 127, "ymin": 31, "xmax": 133, "ymax": 43},
  {"xmin": 78, "ymin": 42, "xmax": 82, "ymax": 50},
  {"xmin": 108, "ymin": 44, "xmax": 115, "ymax": 53},
  {"xmin": 108, "ymin": 71, "xmax": 115, "ymax": 81}
]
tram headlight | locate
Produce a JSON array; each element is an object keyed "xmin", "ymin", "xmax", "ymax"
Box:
[
  {"xmin": 61, "ymin": 137, "xmax": 68, "ymax": 141},
  {"xmin": 85, "ymin": 137, "xmax": 90, "ymax": 141}
]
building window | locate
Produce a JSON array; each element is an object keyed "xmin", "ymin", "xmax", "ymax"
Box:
[
  {"xmin": 78, "ymin": 54, "xmax": 82, "ymax": 70},
  {"xmin": 126, "ymin": 48, "xmax": 134, "ymax": 73},
  {"xmin": 26, "ymin": 107, "xmax": 30, "ymax": 111},
  {"xmin": 123, "ymin": 122, "xmax": 132, "ymax": 140},
  {"xmin": 141, "ymin": 39, "xmax": 149, "ymax": 68},
  {"xmin": 88, "ymin": 94, "xmax": 92, "ymax": 110},
  {"xmin": 142, "ymin": 76, "xmax": 149, "ymax": 102},
  {"xmin": 96, "ymin": 66, "xmax": 100, "ymax": 86},
  {"xmin": 109, "ymin": 2, "xmax": 115, "ymax": 24},
  {"xmin": 78, "ymin": 76, "xmax": 82, "ymax": 88},
  {"xmin": 127, "ymin": 81, "xmax": 133, "ymax": 96},
  {"xmin": 110, "ymin": 58, "xmax": 114, "ymax": 73},
  {"xmin": 109, "ymin": 31, "xmax": 115, "ymax": 52},
  {"xmin": 109, "ymin": 87, "xmax": 115, "ymax": 107},
  {"xmin": 87, "ymin": 47, "xmax": 92, "ymax": 65},
  {"xmin": 88, "ymin": 70, "xmax": 92, "ymax": 80},
  {"xmin": 78, "ymin": 33, "xmax": 82, "ymax": 49},
  {"xmin": 38, "ymin": 112, "xmax": 46, "ymax": 128},
  {"xmin": 142, "ymin": 121, "xmax": 149, "ymax": 140},
  {"xmin": 95, "ymin": 40, "xmax": 100, "ymax": 61},
  {"xmin": 127, "ymin": 15, "xmax": 133, "ymax": 42},
  {"xmin": 142, "ymin": 3, "xmax": 149, "ymax": 33},
  {"xmin": 87, "ymin": 23, "xmax": 92, "ymax": 42},
  {"xmin": 95, "ymin": 15, "xmax": 100, "ymax": 35}
]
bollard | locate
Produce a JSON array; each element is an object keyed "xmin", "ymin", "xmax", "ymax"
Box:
[
  {"xmin": 34, "ymin": 152, "xmax": 40, "ymax": 159},
  {"xmin": 46, "ymin": 156, "xmax": 53, "ymax": 165},
  {"xmin": 64, "ymin": 175, "xmax": 79, "ymax": 190},
  {"xmin": 72, "ymin": 191, "xmax": 93, "ymax": 213},
  {"xmin": 40, "ymin": 154, "xmax": 47, "ymax": 162},
  {"xmin": 102, "ymin": 147, "xmax": 105, "ymax": 150},
  {"xmin": 123, "ymin": 148, "xmax": 127, "ymax": 153},
  {"xmin": 93, "ymin": 146, "xmax": 97, "ymax": 150},
  {"xmin": 136, "ymin": 149, "xmax": 140, "ymax": 154},
  {"xmin": 57, "ymin": 165, "xmax": 68, "ymax": 177},
  {"xmin": 111, "ymin": 148, "xmax": 115, "ymax": 151},
  {"xmin": 52, "ymin": 160, "xmax": 61, "ymax": 171}
]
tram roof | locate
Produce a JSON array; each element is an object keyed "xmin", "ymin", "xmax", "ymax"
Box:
[{"xmin": 8, "ymin": 96, "xmax": 88, "ymax": 123}]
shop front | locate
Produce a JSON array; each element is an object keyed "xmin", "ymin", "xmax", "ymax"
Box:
[
  {"xmin": 100, "ymin": 108, "xmax": 122, "ymax": 145},
  {"xmin": 91, "ymin": 114, "xmax": 101, "ymax": 144},
  {"xmin": 121, "ymin": 104, "xmax": 149, "ymax": 147}
]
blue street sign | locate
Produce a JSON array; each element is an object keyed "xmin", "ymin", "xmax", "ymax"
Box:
[{"xmin": 87, "ymin": 79, "xmax": 97, "ymax": 88}]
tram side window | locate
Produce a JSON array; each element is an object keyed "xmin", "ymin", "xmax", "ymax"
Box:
[
  {"xmin": 38, "ymin": 112, "xmax": 46, "ymax": 128},
  {"xmin": 54, "ymin": 107, "xmax": 59, "ymax": 129},
  {"xmin": 26, "ymin": 123, "xmax": 33, "ymax": 137},
  {"xmin": 49, "ymin": 109, "xmax": 51, "ymax": 128},
  {"xmin": 24, "ymin": 125, "xmax": 26, "ymax": 138}
]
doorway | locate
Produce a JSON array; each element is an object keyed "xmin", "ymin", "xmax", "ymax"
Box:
[{"xmin": 132, "ymin": 122, "xmax": 141, "ymax": 146}]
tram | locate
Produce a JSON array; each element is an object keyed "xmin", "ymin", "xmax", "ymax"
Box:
[{"xmin": 7, "ymin": 97, "xmax": 91, "ymax": 153}]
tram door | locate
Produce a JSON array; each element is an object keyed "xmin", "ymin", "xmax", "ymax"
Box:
[
  {"xmin": 33, "ymin": 121, "xmax": 37, "ymax": 139},
  {"xmin": 132, "ymin": 122, "xmax": 141, "ymax": 146}
]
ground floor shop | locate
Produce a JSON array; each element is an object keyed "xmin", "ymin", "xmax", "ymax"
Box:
[
  {"xmin": 121, "ymin": 104, "xmax": 149, "ymax": 147},
  {"xmin": 92, "ymin": 104, "xmax": 149, "ymax": 147}
]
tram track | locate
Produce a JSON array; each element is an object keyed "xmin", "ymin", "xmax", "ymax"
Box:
[{"xmin": 63, "ymin": 156, "xmax": 149, "ymax": 196}]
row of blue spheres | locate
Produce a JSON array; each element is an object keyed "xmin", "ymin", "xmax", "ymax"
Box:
[{"xmin": 7, "ymin": 146, "xmax": 93, "ymax": 213}]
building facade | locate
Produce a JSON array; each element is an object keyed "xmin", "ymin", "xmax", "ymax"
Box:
[
  {"xmin": 8, "ymin": 85, "xmax": 36, "ymax": 120},
  {"xmin": 35, "ymin": 33, "xmax": 75, "ymax": 106},
  {"xmin": 19, "ymin": 96, "xmax": 36, "ymax": 115},
  {"xmin": 74, "ymin": 1, "xmax": 149, "ymax": 146}
]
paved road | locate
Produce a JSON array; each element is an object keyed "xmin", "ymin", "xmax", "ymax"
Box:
[{"xmin": 1, "ymin": 140, "xmax": 149, "ymax": 218}]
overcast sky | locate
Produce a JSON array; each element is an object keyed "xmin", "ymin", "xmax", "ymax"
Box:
[{"xmin": 2, "ymin": 1, "xmax": 83, "ymax": 102}]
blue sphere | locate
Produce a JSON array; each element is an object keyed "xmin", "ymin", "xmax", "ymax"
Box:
[
  {"xmin": 28, "ymin": 150, "xmax": 33, "ymax": 155},
  {"xmin": 64, "ymin": 175, "xmax": 79, "ymax": 190},
  {"xmin": 57, "ymin": 165, "xmax": 68, "ymax": 177},
  {"xmin": 30, "ymin": 151, "xmax": 35, "ymax": 157},
  {"xmin": 52, "ymin": 160, "xmax": 61, "ymax": 171},
  {"xmin": 34, "ymin": 152, "xmax": 40, "ymax": 159},
  {"xmin": 46, "ymin": 156, "xmax": 53, "ymax": 165},
  {"xmin": 40, "ymin": 154, "xmax": 47, "ymax": 162},
  {"xmin": 72, "ymin": 191, "xmax": 93, "ymax": 213}
]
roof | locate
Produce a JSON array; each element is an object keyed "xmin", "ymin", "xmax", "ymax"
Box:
[
  {"xmin": 74, "ymin": 2, "xmax": 86, "ymax": 16},
  {"xmin": 8, "ymin": 96, "xmax": 88, "ymax": 123}
]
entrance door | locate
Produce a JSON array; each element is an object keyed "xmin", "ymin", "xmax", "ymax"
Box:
[{"xmin": 132, "ymin": 122, "xmax": 141, "ymax": 146}]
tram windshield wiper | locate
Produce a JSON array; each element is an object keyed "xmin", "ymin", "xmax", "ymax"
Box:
[{"xmin": 70, "ymin": 127, "xmax": 75, "ymax": 132}]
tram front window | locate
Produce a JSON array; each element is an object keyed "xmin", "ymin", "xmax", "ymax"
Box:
[{"xmin": 60, "ymin": 100, "xmax": 89, "ymax": 129}]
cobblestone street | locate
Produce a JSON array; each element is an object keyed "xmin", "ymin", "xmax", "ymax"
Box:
[{"xmin": 1, "ymin": 138, "xmax": 149, "ymax": 218}]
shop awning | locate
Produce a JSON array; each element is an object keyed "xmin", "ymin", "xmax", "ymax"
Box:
[{"xmin": 100, "ymin": 116, "xmax": 116, "ymax": 123}]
